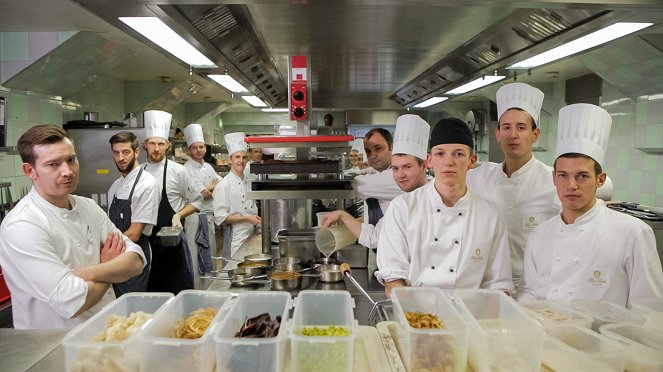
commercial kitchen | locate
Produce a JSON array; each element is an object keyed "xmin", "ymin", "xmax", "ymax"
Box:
[{"xmin": 1, "ymin": 0, "xmax": 663, "ymax": 371}]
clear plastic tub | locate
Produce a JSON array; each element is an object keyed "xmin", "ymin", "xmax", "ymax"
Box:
[
  {"xmin": 453, "ymin": 289, "xmax": 543, "ymax": 372},
  {"xmin": 290, "ymin": 290, "xmax": 357, "ymax": 372},
  {"xmin": 391, "ymin": 287, "xmax": 468, "ymax": 372},
  {"xmin": 631, "ymin": 297, "xmax": 663, "ymax": 333},
  {"xmin": 519, "ymin": 300, "xmax": 592, "ymax": 329},
  {"xmin": 542, "ymin": 325, "xmax": 625, "ymax": 371},
  {"xmin": 571, "ymin": 300, "xmax": 645, "ymax": 331},
  {"xmin": 62, "ymin": 292, "xmax": 173, "ymax": 372},
  {"xmin": 137, "ymin": 290, "xmax": 233, "ymax": 372},
  {"xmin": 213, "ymin": 292, "xmax": 292, "ymax": 372},
  {"xmin": 599, "ymin": 322, "xmax": 663, "ymax": 372}
]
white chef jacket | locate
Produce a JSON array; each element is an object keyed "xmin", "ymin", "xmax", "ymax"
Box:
[
  {"xmin": 213, "ymin": 171, "xmax": 258, "ymax": 256},
  {"xmin": 0, "ymin": 188, "xmax": 146, "ymax": 329},
  {"xmin": 518, "ymin": 200, "xmax": 663, "ymax": 308},
  {"xmin": 143, "ymin": 159, "xmax": 202, "ymax": 212},
  {"xmin": 358, "ymin": 219, "xmax": 383, "ymax": 249},
  {"xmin": 466, "ymin": 156, "xmax": 560, "ymax": 278},
  {"xmin": 353, "ymin": 167, "xmax": 403, "ymax": 213},
  {"xmin": 375, "ymin": 182, "xmax": 514, "ymax": 293},
  {"xmin": 107, "ymin": 166, "xmax": 159, "ymax": 235},
  {"xmin": 184, "ymin": 159, "xmax": 222, "ymax": 214}
]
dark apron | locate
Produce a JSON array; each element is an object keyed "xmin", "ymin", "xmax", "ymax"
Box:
[
  {"xmin": 146, "ymin": 160, "xmax": 193, "ymax": 294},
  {"xmin": 366, "ymin": 198, "xmax": 384, "ymax": 254},
  {"xmin": 108, "ymin": 168, "xmax": 152, "ymax": 297}
]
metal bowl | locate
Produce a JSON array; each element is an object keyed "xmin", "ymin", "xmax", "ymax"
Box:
[
  {"xmin": 243, "ymin": 253, "xmax": 273, "ymax": 263},
  {"xmin": 237, "ymin": 261, "xmax": 271, "ymax": 270},
  {"xmin": 318, "ymin": 267, "xmax": 344, "ymax": 283},
  {"xmin": 273, "ymin": 263, "xmax": 302, "ymax": 272}
]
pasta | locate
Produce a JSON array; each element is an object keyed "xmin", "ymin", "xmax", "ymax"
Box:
[
  {"xmin": 405, "ymin": 311, "xmax": 444, "ymax": 329},
  {"xmin": 93, "ymin": 311, "xmax": 152, "ymax": 342},
  {"xmin": 174, "ymin": 307, "xmax": 218, "ymax": 339}
]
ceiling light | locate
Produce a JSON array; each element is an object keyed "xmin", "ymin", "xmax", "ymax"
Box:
[
  {"xmin": 208, "ymin": 74, "xmax": 249, "ymax": 93},
  {"xmin": 261, "ymin": 108, "xmax": 289, "ymax": 112},
  {"xmin": 508, "ymin": 22, "xmax": 653, "ymax": 69},
  {"xmin": 446, "ymin": 75, "xmax": 506, "ymax": 95},
  {"xmin": 119, "ymin": 17, "xmax": 216, "ymax": 68},
  {"xmin": 242, "ymin": 96, "xmax": 268, "ymax": 107},
  {"xmin": 413, "ymin": 97, "xmax": 448, "ymax": 108}
]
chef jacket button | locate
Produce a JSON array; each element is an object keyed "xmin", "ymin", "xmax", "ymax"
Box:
[
  {"xmin": 431, "ymin": 266, "xmax": 435, "ymax": 270},
  {"xmin": 458, "ymin": 212, "xmax": 462, "ymax": 216},
  {"xmin": 434, "ymin": 238, "xmax": 438, "ymax": 242},
  {"xmin": 555, "ymin": 257, "xmax": 560, "ymax": 262},
  {"xmin": 553, "ymin": 288, "xmax": 558, "ymax": 292},
  {"xmin": 559, "ymin": 228, "xmax": 563, "ymax": 232},
  {"xmin": 568, "ymin": 290, "xmax": 573, "ymax": 295},
  {"xmin": 573, "ymin": 257, "xmax": 579, "ymax": 263},
  {"xmin": 449, "ymin": 268, "xmax": 454, "ymax": 273},
  {"xmin": 454, "ymin": 240, "xmax": 459, "ymax": 244},
  {"xmin": 580, "ymin": 227, "xmax": 585, "ymax": 232},
  {"xmin": 76, "ymin": 243, "xmax": 80, "ymax": 247},
  {"xmin": 508, "ymin": 206, "xmax": 513, "ymax": 210},
  {"xmin": 437, "ymin": 209, "xmax": 440, "ymax": 213}
]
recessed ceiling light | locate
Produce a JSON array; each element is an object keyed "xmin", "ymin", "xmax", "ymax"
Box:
[
  {"xmin": 208, "ymin": 74, "xmax": 248, "ymax": 93},
  {"xmin": 446, "ymin": 75, "xmax": 506, "ymax": 95},
  {"xmin": 413, "ymin": 97, "xmax": 448, "ymax": 108},
  {"xmin": 241, "ymin": 96, "xmax": 268, "ymax": 107}
]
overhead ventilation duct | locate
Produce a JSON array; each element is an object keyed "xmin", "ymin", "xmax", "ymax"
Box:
[
  {"xmin": 392, "ymin": 8, "xmax": 615, "ymax": 107},
  {"xmin": 166, "ymin": 4, "xmax": 288, "ymax": 107}
]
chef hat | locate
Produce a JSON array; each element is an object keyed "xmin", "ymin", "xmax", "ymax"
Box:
[
  {"xmin": 225, "ymin": 132, "xmax": 247, "ymax": 156},
  {"xmin": 144, "ymin": 110, "xmax": 172, "ymax": 140},
  {"xmin": 555, "ymin": 103, "xmax": 612, "ymax": 167},
  {"xmin": 349, "ymin": 138, "xmax": 368, "ymax": 162},
  {"xmin": 184, "ymin": 123, "xmax": 205, "ymax": 147},
  {"xmin": 430, "ymin": 117, "xmax": 473, "ymax": 150},
  {"xmin": 496, "ymin": 83, "xmax": 544, "ymax": 127},
  {"xmin": 392, "ymin": 114, "xmax": 430, "ymax": 160}
]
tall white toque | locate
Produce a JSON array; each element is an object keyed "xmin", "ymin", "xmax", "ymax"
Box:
[
  {"xmin": 392, "ymin": 114, "xmax": 430, "ymax": 161},
  {"xmin": 555, "ymin": 103, "xmax": 612, "ymax": 167},
  {"xmin": 496, "ymin": 83, "xmax": 545, "ymax": 126},
  {"xmin": 184, "ymin": 123, "xmax": 205, "ymax": 147},
  {"xmin": 224, "ymin": 132, "xmax": 247, "ymax": 156},
  {"xmin": 144, "ymin": 110, "xmax": 172, "ymax": 140},
  {"xmin": 350, "ymin": 138, "xmax": 367, "ymax": 163}
]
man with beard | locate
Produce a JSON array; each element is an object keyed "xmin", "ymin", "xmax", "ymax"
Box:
[
  {"xmin": 322, "ymin": 114, "xmax": 430, "ymax": 250},
  {"xmin": 376, "ymin": 118, "xmax": 513, "ymax": 298},
  {"xmin": 107, "ymin": 131, "xmax": 159, "ymax": 296},
  {"xmin": 182, "ymin": 123, "xmax": 221, "ymax": 288},
  {"xmin": 0, "ymin": 125, "xmax": 145, "ymax": 329},
  {"xmin": 142, "ymin": 110, "xmax": 202, "ymax": 294},
  {"xmin": 213, "ymin": 132, "xmax": 261, "ymax": 257},
  {"xmin": 352, "ymin": 127, "xmax": 403, "ymax": 234},
  {"xmin": 519, "ymin": 104, "xmax": 663, "ymax": 307}
]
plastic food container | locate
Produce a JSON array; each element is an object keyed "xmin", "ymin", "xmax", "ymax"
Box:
[
  {"xmin": 570, "ymin": 300, "xmax": 645, "ymax": 331},
  {"xmin": 62, "ymin": 292, "xmax": 173, "ymax": 372},
  {"xmin": 600, "ymin": 322, "xmax": 663, "ymax": 371},
  {"xmin": 630, "ymin": 297, "xmax": 663, "ymax": 333},
  {"xmin": 391, "ymin": 287, "xmax": 469, "ymax": 372},
  {"xmin": 214, "ymin": 292, "xmax": 292, "ymax": 372},
  {"xmin": 519, "ymin": 300, "xmax": 592, "ymax": 329},
  {"xmin": 453, "ymin": 289, "xmax": 544, "ymax": 372},
  {"xmin": 542, "ymin": 325, "xmax": 625, "ymax": 371},
  {"xmin": 137, "ymin": 290, "xmax": 233, "ymax": 372},
  {"xmin": 290, "ymin": 290, "xmax": 357, "ymax": 372}
]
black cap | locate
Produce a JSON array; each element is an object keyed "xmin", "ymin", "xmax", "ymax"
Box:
[{"xmin": 429, "ymin": 117, "xmax": 474, "ymax": 150}]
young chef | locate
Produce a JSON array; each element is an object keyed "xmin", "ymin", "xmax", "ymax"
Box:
[
  {"xmin": 213, "ymin": 132, "xmax": 261, "ymax": 257},
  {"xmin": 466, "ymin": 83, "xmax": 560, "ymax": 281},
  {"xmin": 142, "ymin": 110, "xmax": 202, "ymax": 294},
  {"xmin": 243, "ymin": 144, "xmax": 263, "ymax": 181},
  {"xmin": 518, "ymin": 103, "xmax": 663, "ymax": 307},
  {"xmin": 352, "ymin": 127, "xmax": 403, "ymax": 229},
  {"xmin": 376, "ymin": 118, "xmax": 513, "ymax": 298},
  {"xmin": 182, "ymin": 123, "xmax": 222, "ymax": 289},
  {"xmin": 107, "ymin": 131, "xmax": 159, "ymax": 296},
  {"xmin": 0, "ymin": 125, "xmax": 145, "ymax": 329},
  {"xmin": 322, "ymin": 114, "xmax": 430, "ymax": 250}
]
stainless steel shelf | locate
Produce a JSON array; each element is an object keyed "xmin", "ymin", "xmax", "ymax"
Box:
[
  {"xmin": 246, "ymin": 141, "xmax": 350, "ymax": 149},
  {"xmin": 247, "ymin": 189, "xmax": 354, "ymax": 200}
]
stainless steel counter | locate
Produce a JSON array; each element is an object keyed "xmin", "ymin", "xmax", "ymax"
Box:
[{"xmin": 207, "ymin": 233, "xmax": 388, "ymax": 325}]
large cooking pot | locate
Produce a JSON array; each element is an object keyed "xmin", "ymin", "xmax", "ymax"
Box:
[{"xmin": 269, "ymin": 199, "xmax": 312, "ymax": 242}]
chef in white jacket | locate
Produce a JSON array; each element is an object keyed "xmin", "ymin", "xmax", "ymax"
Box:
[
  {"xmin": 183, "ymin": 123, "xmax": 221, "ymax": 288},
  {"xmin": 518, "ymin": 104, "xmax": 663, "ymax": 307},
  {"xmin": 466, "ymin": 83, "xmax": 560, "ymax": 280},
  {"xmin": 213, "ymin": 132, "xmax": 261, "ymax": 256},
  {"xmin": 352, "ymin": 128, "xmax": 403, "ymax": 230},
  {"xmin": 0, "ymin": 125, "xmax": 145, "ymax": 329},
  {"xmin": 376, "ymin": 118, "xmax": 513, "ymax": 298},
  {"xmin": 323, "ymin": 114, "xmax": 430, "ymax": 250},
  {"xmin": 142, "ymin": 110, "xmax": 202, "ymax": 294}
]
